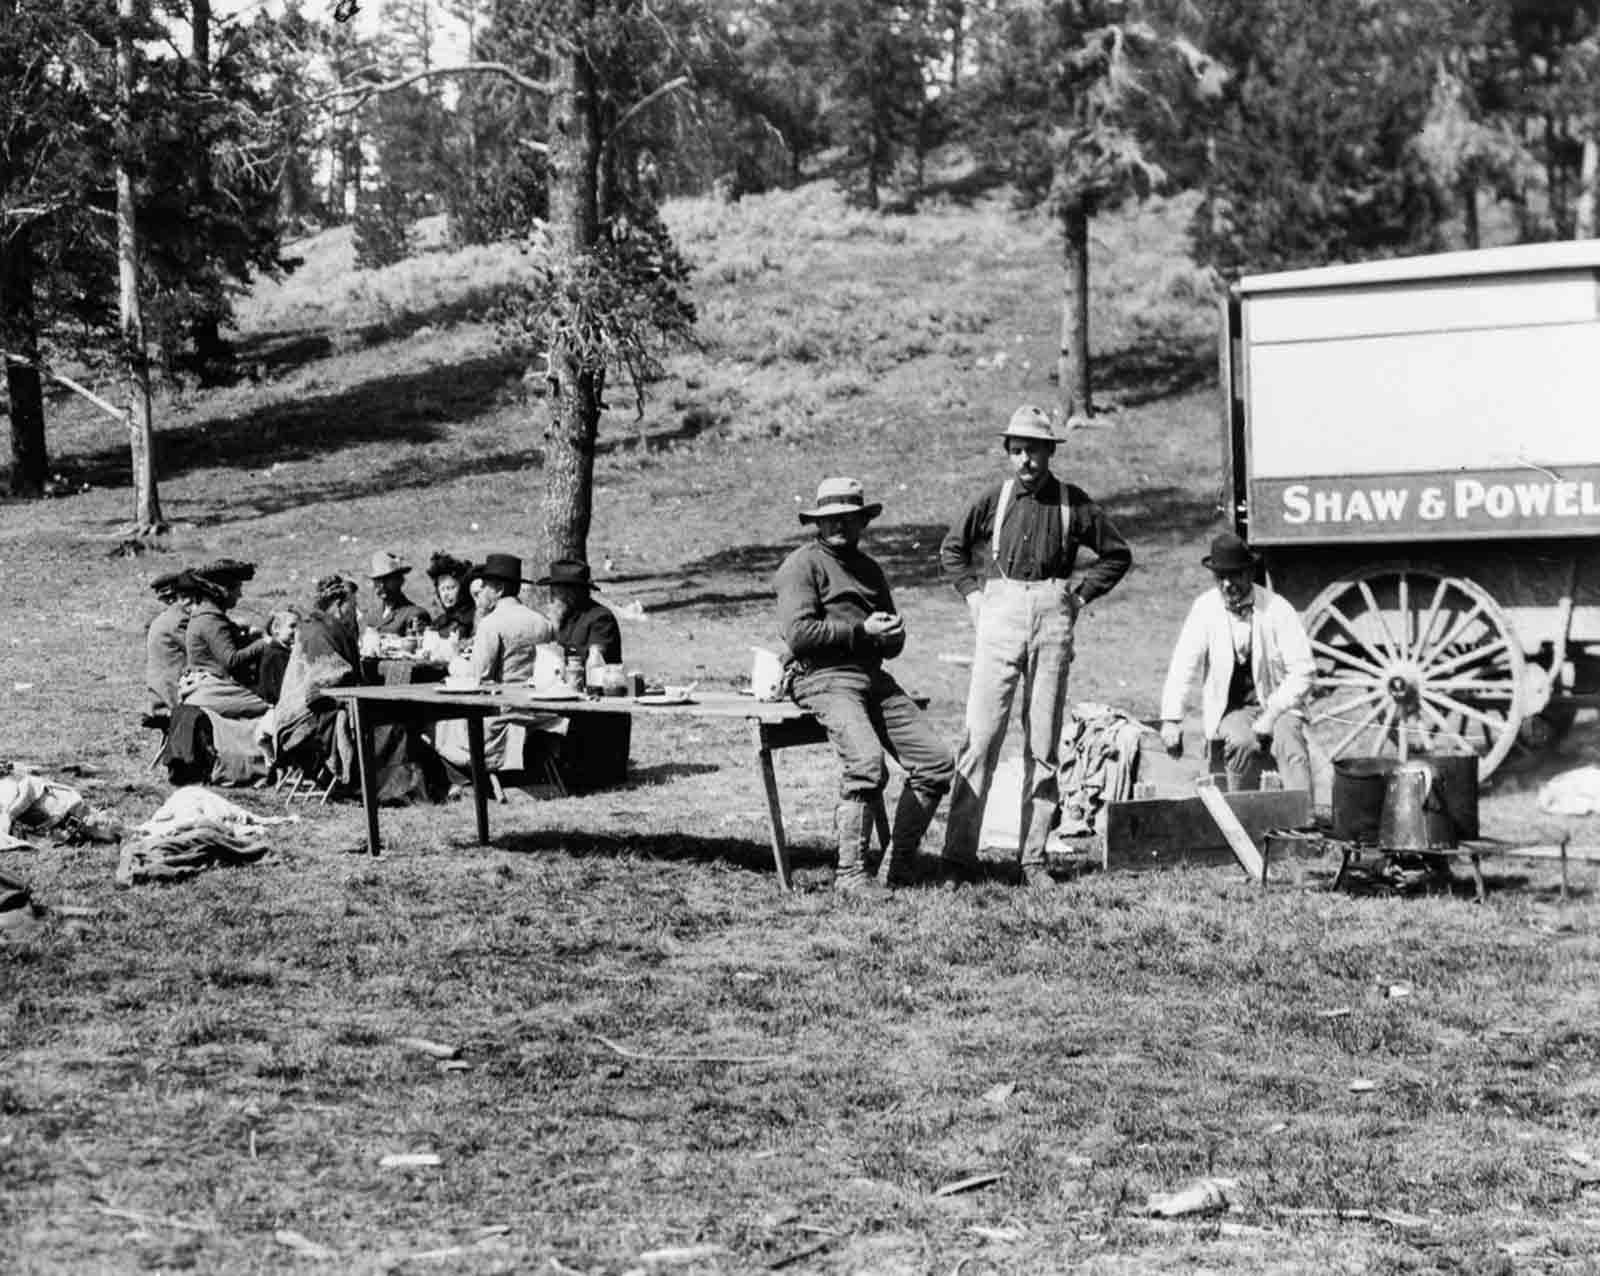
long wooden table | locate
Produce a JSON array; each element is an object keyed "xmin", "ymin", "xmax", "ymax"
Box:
[{"xmin": 324, "ymin": 686, "xmax": 852, "ymax": 889}]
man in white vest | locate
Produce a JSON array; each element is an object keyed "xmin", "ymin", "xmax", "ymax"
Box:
[
  {"xmin": 1159, "ymin": 531, "xmax": 1314, "ymax": 793},
  {"xmin": 937, "ymin": 406, "xmax": 1133, "ymax": 887}
]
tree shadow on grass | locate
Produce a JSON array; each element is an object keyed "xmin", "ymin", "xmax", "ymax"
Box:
[
  {"xmin": 60, "ymin": 351, "xmax": 530, "ymax": 492},
  {"xmin": 496, "ymin": 827, "xmax": 831, "ymax": 879},
  {"xmin": 1095, "ymin": 334, "xmax": 1215, "ymax": 409},
  {"xmin": 1098, "ymin": 485, "xmax": 1221, "ymax": 538}
]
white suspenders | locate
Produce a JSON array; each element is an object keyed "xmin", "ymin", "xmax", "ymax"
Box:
[{"xmin": 990, "ymin": 478, "xmax": 1073, "ymax": 580}]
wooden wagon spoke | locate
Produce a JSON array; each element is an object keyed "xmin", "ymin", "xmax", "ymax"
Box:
[
  {"xmin": 1396, "ymin": 572, "xmax": 1412, "ymax": 660},
  {"xmin": 1329, "ymin": 697, "xmax": 1390, "ymax": 758},
  {"xmin": 1420, "ymin": 689, "xmax": 1508, "ymax": 734},
  {"xmin": 1418, "ymin": 698, "xmax": 1469, "ymax": 748},
  {"xmin": 1413, "ymin": 597, "xmax": 1488, "ymax": 670},
  {"xmin": 1311, "ymin": 639, "xmax": 1386, "ymax": 680},
  {"xmin": 1356, "ymin": 578, "xmax": 1404, "ymax": 664},
  {"xmin": 1412, "ymin": 576, "xmax": 1451, "ymax": 663},
  {"xmin": 1307, "ymin": 685, "xmax": 1384, "ymax": 724},
  {"xmin": 1423, "ymin": 638, "xmax": 1511, "ymax": 681},
  {"xmin": 1425, "ymin": 677, "xmax": 1517, "ymax": 698},
  {"xmin": 1314, "ymin": 675, "xmax": 1380, "ymax": 690},
  {"xmin": 1376, "ymin": 699, "xmax": 1403, "ymax": 761},
  {"xmin": 1315, "ymin": 602, "xmax": 1386, "ymax": 665}
]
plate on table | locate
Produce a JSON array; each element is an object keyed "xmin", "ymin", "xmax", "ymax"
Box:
[
  {"xmin": 636, "ymin": 691, "xmax": 695, "ymax": 706},
  {"xmin": 440, "ymin": 680, "xmax": 492, "ymax": 694},
  {"xmin": 526, "ymin": 683, "xmax": 585, "ymax": 701}
]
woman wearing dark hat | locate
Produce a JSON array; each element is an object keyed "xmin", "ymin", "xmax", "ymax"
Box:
[
  {"xmin": 1158, "ymin": 531, "xmax": 1315, "ymax": 793},
  {"xmin": 425, "ymin": 551, "xmax": 477, "ymax": 641},
  {"xmin": 180, "ymin": 561, "xmax": 277, "ymax": 718},
  {"xmin": 538, "ymin": 557, "xmax": 621, "ymax": 665}
]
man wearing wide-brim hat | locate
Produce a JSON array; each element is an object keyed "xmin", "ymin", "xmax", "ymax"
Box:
[
  {"xmin": 433, "ymin": 553, "xmax": 558, "ymax": 775},
  {"xmin": 1158, "ymin": 530, "xmax": 1314, "ymax": 793},
  {"xmin": 537, "ymin": 557, "xmax": 621, "ymax": 666},
  {"xmin": 144, "ymin": 568, "xmax": 194, "ymax": 718},
  {"xmin": 367, "ymin": 550, "xmax": 431, "ymax": 637},
  {"xmin": 775, "ymin": 476, "xmax": 955, "ymax": 893},
  {"xmin": 937, "ymin": 404, "xmax": 1133, "ymax": 888}
]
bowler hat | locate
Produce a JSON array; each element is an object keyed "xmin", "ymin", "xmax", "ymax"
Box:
[
  {"xmin": 797, "ymin": 476, "xmax": 883, "ymax": 524},
  {"xmin": 478, "ymin": 552, "xmax": 530, "ymax": 586},
  {"xmin": 999, "ymin": 404, "xmax": 1059, "ymax": 444},
  {"xmin": 535, "ymin": 557, "xmax": 600, "ymax": 589},
  {"xmin": 368, "ymin": 550, "xmax": 411, "ymax": 580},
  {"xmin": 1202, "ymin": 532, "xmax": 1259, "ymax": 573}
]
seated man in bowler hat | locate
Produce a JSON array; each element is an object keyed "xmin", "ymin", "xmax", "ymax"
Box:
[
  {"xmin": 434, "ymin": 553, "xmax": 557, "ymax": 775},
  {"xmin": 367, "ymin": 551, "xmax": 431, "ymax": 636},
  {"xmin": 538, "ymin": 557, "xmax": 621, "ymax": 665},
  {"xmin": 775, "ymin": 476, "xmax": 954, "ymax": 893},
  {"xmin": 1158, "ymin": 531, "xmax": 1315, "ymax": 793},
  {"xmin": 144, "ymin": 568, "xmax": 193, "ymax": 719}
]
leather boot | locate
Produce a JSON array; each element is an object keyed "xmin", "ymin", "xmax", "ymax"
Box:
[
  {"xmin": 881, "ymin": 785, "xmax": 941, "ymax": 886},
  {"xmin": 833, "ymin": 799, "xmax": 885, "ymax": 895}
]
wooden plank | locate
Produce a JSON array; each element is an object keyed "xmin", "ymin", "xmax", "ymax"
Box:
[
  {"xmin": 1195, "ymin": 781, "xmax": 1266, "ymax": 884},
  {"xmin": 1103, "ymin": 790, "xmax": 1312, "ymax": 874}
]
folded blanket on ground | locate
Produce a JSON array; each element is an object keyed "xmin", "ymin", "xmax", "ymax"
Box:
[
  {"xmin": 117, "ymin": 786, "xmax": 286, "ymax": 886},
  {"xmin": 117, "ymin": 820, "xmax": 270, "ymax": 886}
]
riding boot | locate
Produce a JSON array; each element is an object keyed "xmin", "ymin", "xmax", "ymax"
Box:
[
  {"xmin": 833, "ymin": 798, "xmax": 884, "ymax": 895},
  {"xmin": 881, "ymin": 785, "xmax": 941, "ymax": 886}
]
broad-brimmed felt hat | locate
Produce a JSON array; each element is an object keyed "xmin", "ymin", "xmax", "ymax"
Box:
[
  {"xmin": 478, "ymin": 553, "xmax": 531, "ymax": 587},
  {"xmin": 1202, "ymin": 531, "xmax": 1260, "ymax": 573},
  {"xmin": 1000, "ymin": 404, "xmax": 1059, "ymax": 444},
  {"xmin": 797, "ymin": 476, "xmax": 882, "ymax": 524},
  {"xmin": 535, "ymin": 558, "xmax": 599, "ymax": 589},
  {"xmin": 368, "ymin": 550, "xmax": 411, "ymax": 580}
]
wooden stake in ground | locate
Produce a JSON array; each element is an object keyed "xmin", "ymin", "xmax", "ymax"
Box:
[{"xmin": 1195, "ymin": 777, "xmax": 1266, "ymax": 884}]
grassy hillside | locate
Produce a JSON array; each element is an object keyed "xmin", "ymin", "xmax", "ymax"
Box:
[{"xmin": 4, "ymin": 185, "xmax": 1600, "ymax": 1275}]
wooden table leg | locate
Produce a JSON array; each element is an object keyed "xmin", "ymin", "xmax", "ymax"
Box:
[
  {"xmin": 351, "ymin": 699, "xmax": 382, "ymax": 857},
  {"xmin": 752, "ymin": 722, "xmax": 792, "ymax": 892},
  {"xmin": 466, "ymin": 714, "xmax": 492, "ymax": 846}
]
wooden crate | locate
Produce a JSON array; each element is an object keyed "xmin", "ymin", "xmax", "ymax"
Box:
[{"xmin": 1103, "ymin": 789, "xmax": 1311, "ymax": 874}]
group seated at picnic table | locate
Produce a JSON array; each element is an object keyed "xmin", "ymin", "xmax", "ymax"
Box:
[{"xmin": 143, "ymin": 548, "xmax": 623, "ymax": 802}]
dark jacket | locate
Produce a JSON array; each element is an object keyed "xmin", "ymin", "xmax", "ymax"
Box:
[
  {"xmin": 185, "ymin": 600, "xmax": 270, "ymax": 683},
  {"xmin": 555, "ymin": 598, "xmax": 622, "ymax": 664},
  {"xmin": 775, "ymin": 539, "xmax": 904, "ymax": 672}
]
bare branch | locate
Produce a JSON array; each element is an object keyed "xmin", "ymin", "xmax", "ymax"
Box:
[
  {"xmin": 2, "ymin": 351, "xmax": 127, "ymax": 425},
  {"xmin": 316, "ymin": 61, "xmax": 555, "ymax": 115},
  {"xmin": 600, "ymin": 75, "xmax": 690, "ymax": 162}
]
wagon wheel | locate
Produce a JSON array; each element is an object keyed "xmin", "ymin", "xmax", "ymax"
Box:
[{"xmin": 1302, "ymin": 565, "xmax": 1526, "ymax": 783}]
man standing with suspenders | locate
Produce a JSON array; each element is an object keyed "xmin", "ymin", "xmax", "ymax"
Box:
[{"xmin": 937, "ymin": 405, "xmax": 1133, "ymax": 887}]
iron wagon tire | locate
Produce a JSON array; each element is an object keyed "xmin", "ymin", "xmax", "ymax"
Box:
[{"xmin": 1301, "ymin": 562, "xmax": 1526, "ymax": 783}]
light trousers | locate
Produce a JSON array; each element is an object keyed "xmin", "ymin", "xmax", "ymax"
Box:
[{"xmin": 943, "ymin": 578, "xmax": 1078, "ymax": 867}]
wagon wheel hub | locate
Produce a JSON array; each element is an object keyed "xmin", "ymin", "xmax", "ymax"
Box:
[{"xmin": 1384, "ymin": 670, "xmax": 1421, "ymax": 709}]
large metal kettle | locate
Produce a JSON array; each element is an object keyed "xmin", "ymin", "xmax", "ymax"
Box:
[{"xmin": 1378, "ymin": 759, "xmax": 1459, "ymax": 851}]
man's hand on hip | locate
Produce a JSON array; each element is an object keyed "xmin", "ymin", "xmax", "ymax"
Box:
[{"xmin": 1160, "ymin": 721, "xmax": 1183, "ymax": 756}]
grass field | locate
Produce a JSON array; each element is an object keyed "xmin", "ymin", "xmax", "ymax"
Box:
[{"xmin": 5, "ymin": 183, "xmax": 1600, "ymax": 1274}]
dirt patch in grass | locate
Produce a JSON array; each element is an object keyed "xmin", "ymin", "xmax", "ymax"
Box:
[{"xmin": 4, "ymin": 184, "xmax": 1600, "ymax": 1273}]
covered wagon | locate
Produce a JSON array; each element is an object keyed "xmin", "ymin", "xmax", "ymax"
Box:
[{"xmin": 1222, "ymin": 241, "xmax": 1600, "ymax": 789}]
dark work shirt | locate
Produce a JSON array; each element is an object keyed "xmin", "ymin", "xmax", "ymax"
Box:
[
  {"xmin": 774, "ymin": 538, "xmax": 905, "ymax": 671},
  {"xmin": 939, "ymin": 472, "xmax": 1132, "ymax": 602},
  {"xmin": 556, "ymin": 598, "xmax": 622, "ymax": 664},
  {"xmin": 375, "ymin": 593, "xmax": 431, "ymax": 635}
]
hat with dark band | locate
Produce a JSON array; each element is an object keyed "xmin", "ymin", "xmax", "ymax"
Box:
[
  {"xmin": 797, "ymin": 476, "xmax": 883, "ymax": 524},
  {"xmin": 478, "ymin": 553, "xmax": 532, "ymax": 587},
  {"xmin": 1000, "ymin": 404, "xmax": 1059, "ymax": 444},
  {"xmin": 368, "ymin": 551, "xmax": 410, "ymax": 580},
  {"xmin": 1201, "ymin": 531, "xmax": 1260, "ymax": 573},
  {"xmin": 534, "ymin": 558, "xmax": 599, "ymax": 589}
]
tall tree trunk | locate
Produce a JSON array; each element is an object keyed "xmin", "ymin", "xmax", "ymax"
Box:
[
  {"xmin": 1460, "ymin": 174, "xmax": 1480, "ymax": 249},
  {"xmin": 1, "ymin": 226, "xmax": 48, "ymax": 498},
  {"xmin": 1058, "ymin": 200, "xmax": 1091, "ymax": 421},
  {"xmin": 189, "ymin": 0, "xmax": 231, "ymax": 383},
  {"xmin": 541, "ymin": 0, "xmax": 603, "ymax": 564},
  {"xmin": 119, "ymin": 0, "xmax": 162, "ymax": 532},
  {"xmin": 1577, "ymin": 137, "xmax": 1598, "ymax": 240}
]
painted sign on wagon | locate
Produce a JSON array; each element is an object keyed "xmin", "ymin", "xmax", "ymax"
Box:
[{"xmin": 1249, "ymin": 465, "xmax": 1600, "ymax": 543}]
